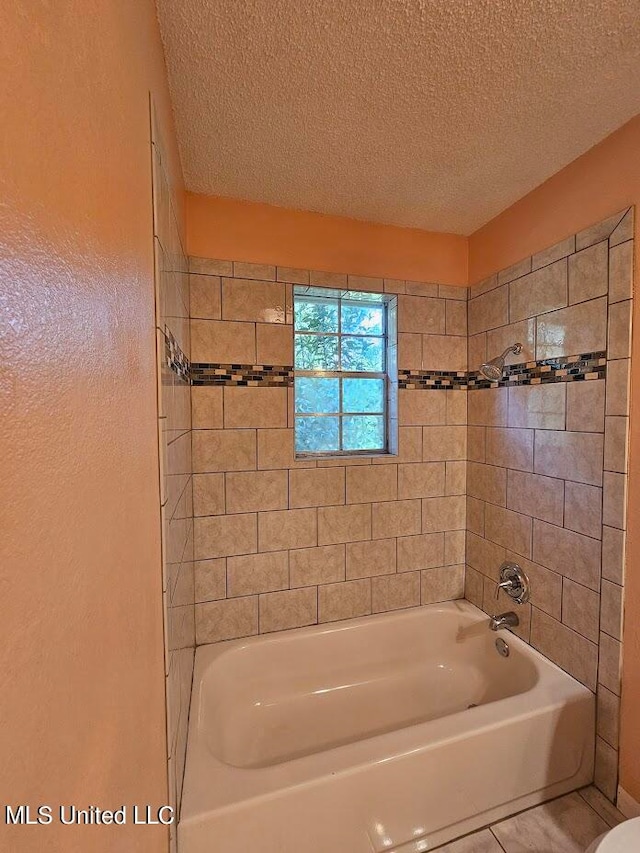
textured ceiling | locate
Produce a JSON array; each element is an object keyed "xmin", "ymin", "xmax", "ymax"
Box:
[{"xmin": 156, "ymin": 0, "xmax": 640, "ymax": 234}]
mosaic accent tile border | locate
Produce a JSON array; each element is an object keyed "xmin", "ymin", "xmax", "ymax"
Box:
[
  {"xmin": 191, "ymin": 363, "xmax": 293, "ymax": 387},
  {"xmin": 467, "ymin": 351, "xmax": 606, "ymax": 389},
  {"xmin": 165, "ymin": 329, "xmax": 190, "ymax": 383},
  {"xmin": 183, "ymin": 353, "xmax": 606, "ymax": 389}
]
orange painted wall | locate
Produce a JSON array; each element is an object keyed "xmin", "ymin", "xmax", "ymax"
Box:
[
  {"xmin": 0, "ymin": 2, "xmax": 179, "ymax": 850},
  {"xmin": 470, "ymin": 114, "xmax": 640, "ymax": 802},
  {"xmin": 186, "ymin": 192, "xmax": 469, "ymax": 286}
]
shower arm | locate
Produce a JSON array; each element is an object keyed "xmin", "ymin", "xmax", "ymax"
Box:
[{"xmin": 499, "ymin": 344, "xmax": 523, "ymax": 360}]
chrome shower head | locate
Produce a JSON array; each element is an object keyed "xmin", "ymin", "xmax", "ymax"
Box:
[{"xmin": 479, "ymin": 343, "xmax": 523, "ymax": 382}]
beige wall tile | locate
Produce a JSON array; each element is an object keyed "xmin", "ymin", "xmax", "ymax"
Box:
[
  {"xmin": 609, "ymin": 208, "xmax": 634, "ymax": 246},
  {"xmin": 318, "ymin": 503, "xmax": 372, "ymax": 544},
  {"xmin": 468, "ymin": 332, "xmax": 487, "ymax": 371},
  {"xmin": 468, "ymin": 286, "xmax": 508, "ymax": 335},
  {"xmin": 397, "ymin": 462, "xmax": 445, "ymax": 499},
  {"xmin": 445, "ymin": 461, "xmax": 466, "ymax": 495},
  {"xmin": 467, "ymin": 462, "xmax": 506, "ymax": 506},
  {"xmin": 486, "ymin": 319, "xmax": 536, "ymax": 365},
  {"xmin": 196, "ymin": 597, "xmax": 258, "ymax": 644},
  {"xmin": 507, "ymin": 470, "xmax": 564, "ymax": 524},
  {"xmin": 510, "ymin": 259, "xmax": 567, "ymax": 322},
  {"xmin": 467, "ymin": 387, "xmax": 508, "ymax": 426},
  {"xmin": 372, "ymin": 572, "xmax": 420, "ymax": 613},
  {"xmin": 534, "ymin": 430, "xmax": 604, "ymax": 486},
  {"xmin": 564, "ymin": 481, "xmax": 602, "ymax": 538},
  {"xmin": 398, "ymin": 333, "xmax": 422, "ymax": 369},
  {"xmin": 601, "ymin": 580, "xmax": 623, "ymax": 641},
  {"xmin": 566, "ymin": 380, "xmax": 605, "ymax": 433},
  {"xmin": 277, "ymin": 266, "xmax": 309, "ymax": 284},
  {"xmin": 445, "ymin": 300, "xmax": 467, "ymax": 336},
  {"xmin": 398, "ymin": 389, "xmax": 446, "ymax": 425},
  {"xmin": 498, "ymin": 257, "xmax": 532, "ymax": 285},
  {"xmin": 597, "ymin": 686, "xmax": 620, "ymax": 748},
  {"xmin": 193, "ymin": 429, "xmax": 256, "ymax": 473},
  {"xmin": 576, "ymin": 210, "xmax": 627, "ymax": 249},
  {"xmin": 190, "ymin": 273, "xmax": 221, "ymax": 319},
  {"xmin": 422, "ymin": 565, "xmax": 465, "ymax": 603},
  {"xmin": 484, "ymin": 503, "xmax": 532, "ymax": 558},
  {"xmin": 422, "ymin": 334, "xmax": 467, "ymax": 371},
  {"xmin": 372, "ymin": 499, "xmax": 421, "ymax": 538},
  {"xmin": 568, "ymin": 242, "xmax": 608, "ymax": 305},
  {"xmin": 470, "ymin": 273, "xmax": 498, "ymax": 298},
  {"xmin": 464, "ymin": 564, "xmax": 484, "ymax": 606},
  {"xmin": 346, "ymin": 538, "xmax": 396, "ymax": 579},
  {"xmin": 533, "ymin": 519, "xmax": 600, "ymax": 590},
  {"xmin": 422, "ymin": 425, "xmax": 467, "ymax": 461},
  {"xmin": 260, "ymin": 587, "xmax": 317, "ymax": 633},
  {"xmin": 467, "ymin": 426, "xmax": 486, "ymax": 463},
  {"xmin": 290, "ymin": 467, "xmax": 345, "ymax": 508},
  {"xmin": 347, "ymin": 465, "xmax": 397, "ymax": 504},
  {"xmin": 605, "ymin": 359, "xmax": 630, "ymax": 416},
  {"xmin": 537, "ymin": 297, "xmax": 607, "ymax": 360},
  {"xmin": 531, "ymin": 235, "xmax": 576, "ymax": 271},
  {"xmin": 562, "ymin": 578, "xmax": 599, "ymax": 642},
  {"xmin": 348, "ymin": 274, "xmax": 384, "ymax": 292},
  {"xmin": 226, "ymin": 469, "xmax": 288, "ymax": 513},
  {"xmin": 530, "ymin": 607, "xmax": 597, "ymax": 689},
  {"xmin": 195, "ymin": 513, "xmax": 257, "ymax": 560},
  {"xmin": 190, "ymin": 256, "xmax": 233, "ymax": 277},
  {"xmin": 602, "ymin": 471, "xmax": 627, "ymax": 530},
  {"xmin": 222, "ymin": 277, "xmax": 285, "ymax": 323},
  {"xmin": 256, "ymin": 323, "xmax": 293, "ymax": 364},
  {"xmin": 404, "ymin": 280, "xmax": 438, "ymax": 297},
  {"xmin": 373, "ymin": 426, "xmax": 423, "ymax": 465},
  {"xmin": 466, "ymin": 496, "xmax": 485, "ymax": 536},
  {"xmin": 233, "ymin": 261, "xmax": 276, "ymax": 281},
  {"xmin": 439, "ymin": 284, "xmax": 468, "ymax": 300},
  {"xmin": 594, "ymin": 737, "xmax": 618, "ymax": 802},
  {"xmin": 422, "ymin": 495, "xmax": 466, "ymax": 533},
  {"xmin": 289, "ymin": 544, "xmax": 345, "ymax": 587},
  {"xmin": 227, "ymin": 551, "xmax": 289, "ymax": 597},
  {"xmin": 397, "ymin": 532, "xmax": 445, "ymax": 572},
  {"xmin": 318, "ymin": 579, "xmax": 371, "ymax": 622},
  {"xmin": 309, "ymin": 270, "xmax": 347, "ymax": 287},
  {"xmin": 507, "ymin": 552, "xmax": 562, "ymax": 619},
  {"xmin": 257, "ymin": 428, "xmax": 315, "ymax": 469},
  {"xmin": 445, "ymin": 529, "xmax": 465, "ymax": 565},
  {"xmin": 398, "ymin": 296, "xmax": 445, "ymax": 334},
  {"xmin": 466, "ymin": 531, "xmax": 505, "ymax": 578},
  {"xmin": 258, "ymin": 508, "xmax": 317, "ymax": 551},
  {"xmin": 224, "ymin": 386, "xmax": 287, "ymax": 428},
  {"xmin": 446, "ymin": 390, "xmax": 467, "ymax": 425},
  {"xmin": 602, "ymin": 525, "xmax": 625, "ymax": 584},
  {"xmin": 508, "ymin": 384, "xmax": 566, "ymax": 430},
  {"xmin": 608, "ymin": 299, "xmax": 632, "ymax": 359},
  {"xmin": 604, "ymin": 416, "xmax": 628, "ymax": 473},
  {"xmin": 599, "ymin": 632, "xmax": 622, "ymax": 695},
  {"xmin": 485, "ymin": 427, "xmax": 533, "ymax": 471},
  {"xmin": 384, "ymin": 278, "xmax": 406, "ymax": 294},
  {"xmin": 193, "ymin": 473, "xmax": 225, "ymax": 516},
  {"xmin": 191, "ymin": 318, "xmax": 256, "ymax": 363},
  {"xmin": 194, "ymin": 558, "xmax": 226, "ymax": 603},
  {"xmin": 191, "ymin": 386, "xmax": 223, "ymax": 429}
]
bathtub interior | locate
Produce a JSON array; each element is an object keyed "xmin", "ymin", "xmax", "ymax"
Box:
[{"xmin": 199, "ymin": 604, "xmax": 539, "ymax": 769}]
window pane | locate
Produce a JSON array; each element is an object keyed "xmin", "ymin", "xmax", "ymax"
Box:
[
  {"xmin": 343, "ymin": 416, "xmax": 385, "ymax": 451},
  {"xmin": 341, "ymin": 302, "xmax": 384, "ymax": 335},
  {"xmin": 295, "ymin": 416, "xmax": 339, "ymax": 453},
  {"xmin": 294, "ymin": 298, "xmax": 338, "ymax": 333},
  {"xmin": 341, "ymin": 336, "xmax": 384, "ymax": 372},
  {"xmin": 294, "ymin": 334, "xmax": 339, "ymax": 370},
  {"xmin": 295, "ymin": 377, "xmax": 339, "ymax": 413},
  {"xmin": 343, "ymin": 378, "xmax": 384, "ymax": 413}
]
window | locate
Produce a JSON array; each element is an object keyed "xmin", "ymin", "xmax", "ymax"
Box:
[{"xmin": 293, "ymin": 286, "xmax": 397, "ymax": 456}]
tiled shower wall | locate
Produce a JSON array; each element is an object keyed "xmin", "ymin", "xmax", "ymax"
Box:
[
  {"xmin": 151, "ymin": 108, "xmax": 194, "ymax": 838},
  {"xmin": 464, "ymin": 208, "xmax": 634, "ymax": 804},
  {"xmin": 189, "ymin": 262, "xmax": 469, "ymax": 642}
]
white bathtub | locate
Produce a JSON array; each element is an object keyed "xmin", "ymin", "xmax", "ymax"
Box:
[{"xmin": 179, "ymin": 600, "xmax": 594, "ymax": 852}]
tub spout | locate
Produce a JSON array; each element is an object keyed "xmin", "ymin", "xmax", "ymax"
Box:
[{"xmin": 489, "ymin": 612, "xmax": 519, "ymax": 632}]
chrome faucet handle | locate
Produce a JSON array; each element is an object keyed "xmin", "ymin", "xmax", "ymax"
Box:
[
  {"xmin": 495, "ymin": 578, "xmax": 514, "ymax": 599},
  {"xmin": 495, "ymin": 562, "xmax": 530, "ymax": 605}
]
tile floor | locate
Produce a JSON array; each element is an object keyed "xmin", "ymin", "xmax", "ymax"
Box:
[{"xmin": 433, "ymin": 787, "xmax": 626, "ymax": 852}]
